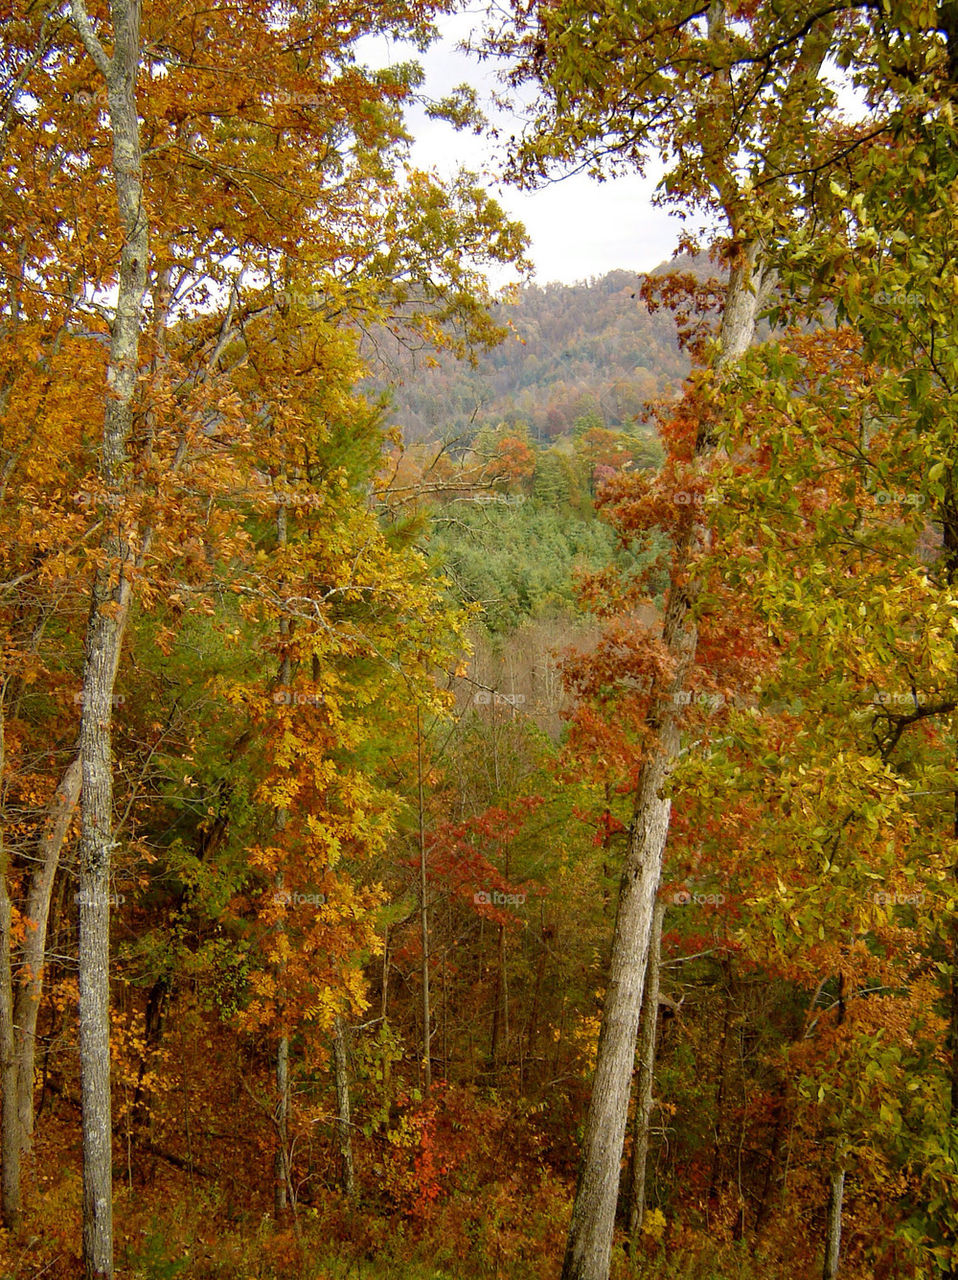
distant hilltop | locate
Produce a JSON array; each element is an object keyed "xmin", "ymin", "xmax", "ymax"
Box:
[{"xmin": 365, "ymin": 264, "xmax": 714, "ymax": 445}]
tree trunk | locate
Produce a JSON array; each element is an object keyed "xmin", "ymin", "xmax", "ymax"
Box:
[
  {"xmin": 0, "ymin": 690, "xmax": 19, "ymax": 1229},
  {"xmin": 559, "ymin": 665, "xmax": 690, "ymax": 1280},
  {"xmin": 417, "ymin": 707, "xmax": 431, "ymax": 1092},
  {"xmin": 70, "ymin": 0, "xmax": 149, "ymax": 1273},
  {"xmin": 273, "ymin": 531, "xmax": 291, "ymax": 1218},
  {"xmin": 0, "ymin": 745, "xmax": 21, "ymax": 1231},
  {"xmin": 524, "ymin": 909, "xmax": 549, "ymax": 1092},
  {"xmin": 274, "ymin": 1031, "xmax": 290, "ymax": 1215},
  {"xmin": 14, "ymin": 754, "xmax": 82, "ymax": 1154},
  {"xmin": 2, "ymin": 739, "xmax": 83, "ymax": 1222},
  {"xmin": 491, "ymin": 922, "xmax": 509, "ymax": 1073},
  {"xmin": 822, "ymin": 1160, "xmax": 846, "ymax": 1280},
  {"xmin": 333, "ymin": 1016, "xmax": 355, "ymax": 1196},
  {"xmin": 707, "ymin": 960, "xmax": 734, "ymax": 1203},
  {"xmin": 560, "ymin": 251, "xmax": 762, "ymax": 1280},
  {"xmin": 627, "ymin": 898, "xmax": 665, "ymax": 1241}
]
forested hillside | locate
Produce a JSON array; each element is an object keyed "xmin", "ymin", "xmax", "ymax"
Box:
[
  {"xmin": 368, "ymin": 269, "xmax": 692, "ymax": 444},
  {"xmin": 5, "ymin": 4, "xmax": 958, "ymax": 1280}
]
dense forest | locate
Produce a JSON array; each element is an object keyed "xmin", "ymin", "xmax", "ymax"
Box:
[
  {"xmin": 4, "ymin": 4, "xmax": 958, "ymax": 1280},
  {"xmin": 365, "ymin": 270, "xmax": 692, "ymax": 444}
]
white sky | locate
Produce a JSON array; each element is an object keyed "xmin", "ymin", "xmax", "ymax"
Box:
[{"xmin": 358, "ymin": 9, "xmax": 685, "ymax": 288}]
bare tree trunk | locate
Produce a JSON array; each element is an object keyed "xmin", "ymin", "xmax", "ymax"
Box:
[
  {"xmin": 273, "ymin": 508, "xmax": 291, "ymax": 1217},
  {"xmin": 0, "ymin": 693, "xmax": 21, "ymax": 1228},
  {"xmin": 707, "ymin": 959, "xmax": 734, "ymax": 1202},
  {"xmin": 523, "ymin": 908, "xmax": 548, "ymax": 1092},
  {"xmin": 274, "ymin": 1031, "xmax": 290, "ymax": 1214},
  {"xmin": 0, "ymin": 696, "xmax": 19, "ymax": 1233},
  {"xmin": 560, "ymin": 253, "xmax": 762, "ymax": 1280},
  {"xmin": 417, "ymin": 707, "xmax": 431, "ymax": 1092},
  {"xmin": 69, "ymin": 1, "xmax": 149, "ymax": 1274},
  {"xmin": 559, "ymin": 653, "xmax": 691, "ymax": 1280},
  {"xmin": 491, "ymin": 837, "xmax": 511, "ymax": 1077},
  {"xmin": 491, "ymin": 922, "xmax": 509, "ymax": 1071},
  {"xmin": 949, "ymin": 769, "xmax": 958, "ymax": 1127},
  {"xmin": 333, "ymin": 1016, "xmax": 355, "ymax": 1196},
  {"xmin": 822, "ymin": 1159, "xmax": 846, "ymax": 1280},
  {"xmin": 0, "ymin": 735, "xmax": 81, "ymax": 1219},
  {"xmin": 627, "ymin": 898, "xmax": 665, "ymax": 1241},
  {"xmin": 14, "ymin": 755, "xmax": 82, "ymax": 1153},
  {"xmin": 0, "ymin": 873, "xmax": 19, "ymax": 1231}
]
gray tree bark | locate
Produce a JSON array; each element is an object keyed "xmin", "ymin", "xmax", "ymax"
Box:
[
  {"xmin": 273, "ymin": 510, "xmax": 291, "ymax": 1219},
  {"xmin": 333, "ymin": 1016, "xmax": 355, "ymax": 1196},
  {"xmin": 627, "ymin": 897, "xmax": 665, "ymax": 1240},
  {"xmin": 560, "ymin": 254, "xmax": 763, "ymax": 1280},
  {"xmin": 417, "ymin": 707, "xmax": 431, "ymax": 1092},
  {"xmin": 14, "ymin": 755, "xmax": 82, "ymax": 1153},
  {"xmin": 69, "ymin": 0, "xmax": 148, "ymax": 1274},
  {"xmin": 274, "ymin": 1031, "xmax": 290, "ymax": 1214},
  {"xmin": 0, "ymin": 868, "xmax": 19, "ymax": 1231},
  {"xmin": 822, "ymin": 1160, "xmax": 846, "ymax": 1280},
  {"xmin": 0, "ymin": 695, "xmax": 21, "ymax": 1229}
]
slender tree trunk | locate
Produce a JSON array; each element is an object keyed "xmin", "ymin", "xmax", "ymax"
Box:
[
  {"xmin": 0, "ymin": 692, "xmax": 21, "ymax": 1228},
  {"xmin": 707, "ymin": 961, "xmax": 734, "ymax": 1202},
  {"xmin": 417, "ymin": 707, "xmax": 431, "ymax": 1092},
  {"xmin": 0, "ymin": 686, "xmax": 20, "ymax": 1223},
  {"xmin": 492, "ymin": 841, "xmax": 511, "ymax": 1075},
  {"xmin": 627, "ymin": 898, "xmax": 665, "ymax": 1241},
  {"xmin": 524, "ymin": 910, "xmax": 548, "ymax": 1092},
  {"xmin": 560, "ymin": 251, "xmax": 762, "ymax": 1280},
  {"xmin": 130, "ymin": 974, "xmax": 169, "ymax": 1137},
  {"xmin": 491, "ymin": 922, "xmax": 509, "ymax": 1071},
  {"xmin": 14, "ymin": 755, "xmax": 82, "ymax": 1153},
  {"xmin": 273, "ymin": 508, "xmax": 291, "ymax": 1217},
  {"xmin": 333, "ymin": 1016, "xmax": 355, "ymax": 1196},
  {"xmin": 559, "ymin": 680, "xmax": 689, "ymax": 1280},
  {"xmin": 78, "ymin": 590, "xmax": 131, "ymax": 1280},
  {"xmin": 822, "ymin": 1159, "xmax": 846, "ymax": 1280},
  {"xmin": 0, "ymin": 872, "xmax": 19, "ymax": 1231},
  {"xmin": 951, "ymin": 903, "xmax": 958, "ymax": 1119},
  {"xmin": 70, "ymin": 2, "xmax": 149, "ymax": 1273},
  {"xmin": 949, "ymin": 771, "xmax": 958, "ymax": 1126},
  {"xmin": 274, "ymin": 1031, "xmax": 290, "ymax": 1214},
  {"xmin": 0, "ymin": 737, "xmax": 81, "ymax": 1218}
]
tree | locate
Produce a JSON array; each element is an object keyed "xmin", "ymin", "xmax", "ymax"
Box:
[{"xmin": 481, "ymin": 3, "xmax": 918, "ymax": 1275}]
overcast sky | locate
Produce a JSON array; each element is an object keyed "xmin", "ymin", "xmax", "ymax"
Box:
[{"xmin": 358, "ymin": 9, "xmax": 688, "ymax": 289}]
